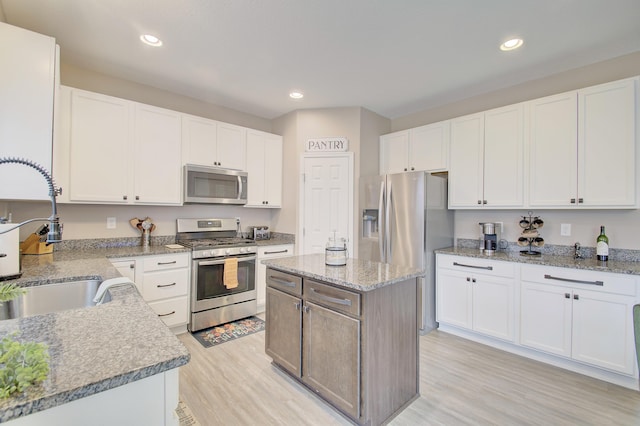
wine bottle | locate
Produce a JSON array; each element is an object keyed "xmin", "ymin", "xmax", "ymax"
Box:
[{"xmin": 596, "ymin": 226, "xmax": 609, "ymax": 262}]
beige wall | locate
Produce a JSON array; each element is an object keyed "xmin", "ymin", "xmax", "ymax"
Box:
[
  {"xmin": 60, "ymin": 62, "xmax": 272, "ymax": 132},
  {"xmin": 389, "ymin": 51, "xmax": 640, "ymax": 251}
]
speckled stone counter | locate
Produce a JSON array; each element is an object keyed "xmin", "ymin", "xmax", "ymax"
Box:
[
  {"xmin": 436, "ymin": 246, "xmax": 640, "ymax": 276},
  {"xmin": 262, "ymin": 253, "xmax": 424, "ymax": 291},
  {"xmin": 0, "ymin": 247, "xmax": 191, "ymax": 423}
]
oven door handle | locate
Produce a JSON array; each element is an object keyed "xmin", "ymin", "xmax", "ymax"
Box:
[{"xmin": 197, "ymin": 255, "xmax": 256, "ymax": 266}]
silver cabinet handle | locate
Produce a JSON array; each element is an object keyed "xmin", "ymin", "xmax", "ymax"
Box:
[
  {"xmin": 309, "ymin": 287, "xmax": 352, "ymax": 306},
  {"xmin": 453, "ymin": 262, "xmax": 493, "ymax": 271},
  {"xmin": 264, "ymin": 249, "xmax": 289, "ymax": 255},
  {"xmin": 157, "ymin": 260, "xmax": 177, "ymax": 265},
  {"xmin": 544, "ymin": 274, "xmax": 603, "ymax": 286},
  {"xmin": 158, "ymin": 310, "xmax": 176, "ymax": 317},
  {"xmin": 269, "ymin": 276, "xmax": 296, "ymax": 287},
  {"xmin": 157, "ymin": 282, "xmax": 177, "ymax": 288}
]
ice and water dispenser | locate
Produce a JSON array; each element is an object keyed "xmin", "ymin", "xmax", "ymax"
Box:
[{"xmin": 362, "ymin": 209, "xmax": 378, "ymax": 238}]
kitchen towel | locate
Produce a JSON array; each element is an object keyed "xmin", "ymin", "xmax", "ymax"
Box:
[{"xmin": 223, "ymin": 258, "xmax": 239, "ymax": 289}]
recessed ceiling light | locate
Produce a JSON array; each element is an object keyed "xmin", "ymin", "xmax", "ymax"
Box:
[
  {"xmin": 289, "ymin": 91, "xmax": 304, "ymax": 100},
  {"xmin": 500, "ymin": 38, "xmax": 523, "ymax": 51},
  {"xmin": 140, "ymin": 34, "xmax": 163, "ymax": 47}
]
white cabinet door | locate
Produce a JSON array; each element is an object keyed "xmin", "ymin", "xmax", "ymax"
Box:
[
  {"xmin": 68, "ymin": 89, "xmax": 131, "ymax": 203},
  {"xmin": 449, "ymin": 113, "xmax": 484, "ymax": 207},
  {"xmin": 520, "ymin": 281, "xmax": 572, "ymax": 357},
  {"xmin": 483, "ymin": 104, "xmax": 524, "ymax": 207},
  {"xmin": 572, "ymin": 288, "xmax": 636, "ymax": 375},
  {"xmin": 578, "ymin": 77, "xmax": 637, "ymax": 208},
  {"xmin": 256, "ymin": 244, "xmax": 295, "ymax": 312},
  {"xmin": 216, "ymin": 122, "xmax": 246, "ymax": 171},
  {"xmin": 379, "ymin": 131, "xmax": 409, "ymax": 174},
  {"xmin": 528, "ymin": 92, "xmax": 578, "ymax": 207},
  {"xmin": 182, "ymin": 114, "xmax": 217, "ymax": 166},
  {"xmin": 436, "ymin": 269, "xmax": 472, "ymax": 329},
  {"xmin": 246, "ymin": 131, "xmax": 283, "ymax": 208},
  {"xmin": 409, "ymin": 121, "xmax": 449, "ymax": 172},
  {"xmin": 133, "ymin": 104, "xmax": 182, "ymax": 205},
  {"xmin": 472, "ymin": 275, "xmax": 514, "ymax": 341},
  {"xmin": 0, "ymin": 22, "xmax": 56, "ymax": 201}
]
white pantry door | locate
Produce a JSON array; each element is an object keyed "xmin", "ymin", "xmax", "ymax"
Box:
[{"xmin": 300, "ymin": 153, "xmax": 353, "ymax": 255}]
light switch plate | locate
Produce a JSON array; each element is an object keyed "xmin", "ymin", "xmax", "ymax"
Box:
[
  {"xmin": 560, "ymin": 223, "xmax": 571, "ymax": 236},
  {"xmin": 107, "ymin": 217, "xmax": 117, "ymax": 229}
]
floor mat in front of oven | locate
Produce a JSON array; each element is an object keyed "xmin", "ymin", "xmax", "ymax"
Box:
[{"xmin": 191, "ymin": 316, "xmax": 265, "ymax": 348}]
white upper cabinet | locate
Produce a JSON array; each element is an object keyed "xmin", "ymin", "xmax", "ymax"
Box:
[
  {"xmin": 449, "ymin": 104, "xmax": 524, "ymax": 208},
  {"xmin": 57, "ymin": 86, "xmax": 182, "ymax": 205},
  {"xmin": 133, "ymin": 103, "xmax": 182, "ymax": 205},
  {"xmin": 529, "ymin": 77, "xmax": 637, "ymax": 208},
  {"xmin": 65, "ymin": 88, "xmax": 131, "ymax": 203},
  {"xmin": 0, "ymin": 22, "xmax": 57, "ymax": 201},
  {"xmin": 578, "ymin": 78, "xmax": 637, "ymax": 208},
  {"xmin": 182, "ymin": 116, "xmax": 247, "ymax": 171},
  {"xmin": 246, "ymin": 130, "xmax": 283, "ymax": 208},
  {"xmin": 379, "ymin": 121, "xmax": 449, "ymax": 175}
]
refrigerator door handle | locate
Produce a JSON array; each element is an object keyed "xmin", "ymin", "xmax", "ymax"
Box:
[
  {"xmin": 378, "ymin": 180, "xmax": 386, "ymax": 262},
  {"xmin": 386, "ymin": 179, "xmax": 393, "ymax": 262}
]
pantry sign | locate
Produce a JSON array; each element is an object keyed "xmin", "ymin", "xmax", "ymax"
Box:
[{"xmin": 306, "ymin": 137, "xmax": 349, "ymax": 152}]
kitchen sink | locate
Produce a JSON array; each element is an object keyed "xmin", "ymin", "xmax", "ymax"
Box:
[{"xmin": 0, "ymin": 279, "xmax": 111, "ymax": 320}]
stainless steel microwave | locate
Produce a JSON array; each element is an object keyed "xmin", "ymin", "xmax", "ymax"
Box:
[{"xmin": 183, "ymin": 164, "xmax": 247, "ymax": 205}]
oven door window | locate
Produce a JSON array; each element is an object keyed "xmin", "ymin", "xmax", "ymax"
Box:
[{"xmin": 196, "ymin": 258, "xmax": 255, "ymax": 301}]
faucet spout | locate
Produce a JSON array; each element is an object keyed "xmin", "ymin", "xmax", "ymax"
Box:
[
  {"xmin": 574, "ymin": 242, "xmax": 582, "ymax": 259},
  {"xmin": 0, "ymin": 157, "xmax": 62, "ymax": 243}
]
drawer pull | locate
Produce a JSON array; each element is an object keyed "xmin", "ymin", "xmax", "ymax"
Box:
[
  {"xmin": 158, "ymin": 310, "xmax": 176, "ymax": 317},
  {"xmin": 269, "ymin": 276, "xmax": 296, "ymax": 288},
  {"xmin": 265, "ymin": 249, "xmax": 289, "ymax": 255},
  {"xmin": 157, "ymin": 260, "xmax": 177, "ymax": 266},
  {"xmin": 157, "ymin": 282, "xmax": 177, "ymax": 288},
  {"xmin": 544, "ymin": 274, "xmax": 603, "ymax": 286},
  {"xmin": 453, "ymin": 262, "xmax": 493, "ymax": 271},
  {"xmin": 309, "ymin": 287, "xmax": 352, "ymax": 306}
]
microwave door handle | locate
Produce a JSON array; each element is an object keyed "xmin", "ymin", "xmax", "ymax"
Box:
[{"xmin": 237, "ymin": 176, "xmax": 243, "ymax": 200}]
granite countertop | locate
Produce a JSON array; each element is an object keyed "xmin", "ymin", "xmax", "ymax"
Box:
[
  {"xmin": 262, "ymin": 253, "xmax": 424, "ymax": 292},
  {"xmin": 436, "ymin": 247, "xmax": 640, "ymax": 276},
  {"xmin": 0, "ymin": 247, "xmax": 191, "ymax": 422}
]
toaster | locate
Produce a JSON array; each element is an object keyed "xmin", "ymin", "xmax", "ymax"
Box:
[{"xmin": 250, "ymin": 226, "xmax": 270, "ymax": 240}]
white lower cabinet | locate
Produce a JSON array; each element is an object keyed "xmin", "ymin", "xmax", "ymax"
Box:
[
  {"xmin": 110, "ymin": 252, "xmax": 190, "ymax": 332},
  {"xmin": 520, "ymin": 264, "xmax": 637, "ymax": 375},
  {"xmin": 436, "ymin": 255, "xmax": 516, "ymax": 342},
  {"xmin": 436, "ymin": 253, "xmax": 640, "ymax": 388},
  {"xmin": 256, "ymin": 244, "xmax": 294, "ymax": 312}
]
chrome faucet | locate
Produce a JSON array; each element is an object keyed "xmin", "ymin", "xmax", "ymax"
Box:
[
  {"xmin": 574, "ymin": 242, "xmax": 583, "ymax": 259},
  {"xmin": 0, "ymin": 157, "xmax": 63, "ymax": 244}
]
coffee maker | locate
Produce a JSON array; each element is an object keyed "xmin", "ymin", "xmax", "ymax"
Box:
[{"xmin": 479, "ymin": 222, "xmax": 500, "ymax": 254}]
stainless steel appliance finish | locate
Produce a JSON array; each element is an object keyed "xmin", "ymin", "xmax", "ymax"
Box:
[
  {"xmin": 479, "ymin": 222, "xmax": 500, "ymax": 254},
  {"xmin": 183, "ymin": 164, "xmax": 248, "ymax": 205},
  {"xmin": 177, "ymin": 218, "xmax": 257, "ymax": 332},
  {"xmin": 358, "ymin": 171, "xmax": 453, "ymax": 333}
]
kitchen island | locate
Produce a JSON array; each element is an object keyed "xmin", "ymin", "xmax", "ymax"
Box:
[
  {"xmin": 262, "ymin": 254, "xmax": 424, "ymax": 426},
  {"xmin": 0, "ymin": 247, "xmax": 190, "ymax": 425}
]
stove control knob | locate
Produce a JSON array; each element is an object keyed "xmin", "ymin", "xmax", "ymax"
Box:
[
  {"xmin": 226, "ymin": 249, "xmax": 231, "ymax": 255},
  {"xmin": 239, "ymin": 247, "xmax": 246, "ymax": 253},
  {"xmin": 210, "ymin": 250, "xmax": 216, "ymax": 257}
]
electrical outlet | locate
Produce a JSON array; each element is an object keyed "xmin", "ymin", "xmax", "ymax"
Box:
[
  {"xmin": 560, "ymin": 223, "xmax": 571, "ymax": 236},
  {"xmin": 107, "ymin": 217, "xmax": 116, "ymax": 229}
]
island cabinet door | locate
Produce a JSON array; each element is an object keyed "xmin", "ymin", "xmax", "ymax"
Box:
[
  {"xmin": 265, "ymin": 287, "xmax": 302, "ymax": 377},
  {"xmin": 302, "ymin": 301, "xmax": 361, "ymax": 421}
]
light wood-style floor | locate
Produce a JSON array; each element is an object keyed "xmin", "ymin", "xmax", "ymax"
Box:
[{"xmin": 178, "ymin": 322, "xmax": 640, "ymax": 425}]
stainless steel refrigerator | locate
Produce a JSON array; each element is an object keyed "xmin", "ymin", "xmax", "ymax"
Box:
[{"xmin": 359, "ymin": 171, "xmax": 453, "ymax": 333}]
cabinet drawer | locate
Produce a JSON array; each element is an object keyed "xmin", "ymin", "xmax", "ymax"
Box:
[
  {"xmin": 521, "ymin": 264, "xmax": 636, "ymax": 296},
  {"xmin": 142, "ymin": 253, "xmax": 189, "ymax": 272},
  {"xmin": 143, "ymin": 269, "xmax": 189, "ymax": 301},
  {"xmin": 266, "ymin": 268, "xmax": 302, "ymax": 296},
  {"xmin": 147, "ymin": 296, "xmax": 188, "ymax": 327},
  {"xmin": 437, "ymin": 254, "xmax": 515, "ymax": 278},
  {"xmin": 258, "ymin": 244, "xmax": 294, "ymax": 258},
  {"xmin": 304, "ymin": 279, "xmax": 361, "ymax": 317}
]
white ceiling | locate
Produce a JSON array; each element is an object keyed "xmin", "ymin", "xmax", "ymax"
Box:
[{"xmin": 1, "ymin": 0, "xmax": 639, "ymax": 120}]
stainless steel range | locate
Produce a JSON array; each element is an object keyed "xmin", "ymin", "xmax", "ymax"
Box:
[{"xmin": 176, "ymin": 218, "xmax": 257, "ymax": 332}]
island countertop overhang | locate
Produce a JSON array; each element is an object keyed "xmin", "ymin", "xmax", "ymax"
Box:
[{"xmin": 262, "ymin": 254, "xmax": 425, "ymax": 292}]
